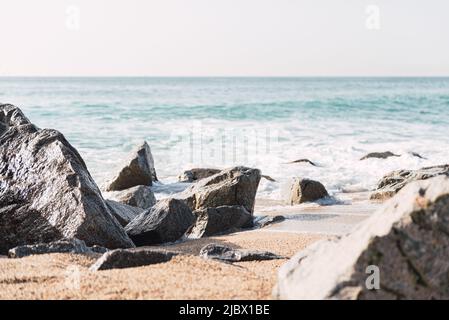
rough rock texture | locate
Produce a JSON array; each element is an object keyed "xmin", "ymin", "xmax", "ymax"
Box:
[
  {"xmin": 175, "ymin": 166, "xmax": 261, "ymax": 214},
  {"xmin": 185, "ymin": 205, "xmax": 253, "ymax": 239},
  {"xmin": 200, "ymin": 244, "xmax": 284, "ymax": 263},
  {"xmin": 275, "ymin": 176, "xmax": 449, "ymax": 300},
  {"xmin": 90, "ymin": 248, "xmax": 179, "ymax": 271},
  {"xmin": 8, "ymin": 238, "xmax": 108, "ymax": 258},
  {"xmin": 0, "ymin": 104, "xmax": 134, "ymax": 254},
  {"xmin": 105, "ymin": 200, "xmax": 144, "ymax": 227},
  {"xmin": 360, "ymin": 151, "xmax": 400, "ymax": 160},
  {"xmin": 106, "ymin": 142, "xmax": 157, "ymax": 191},
  {"xmin": 289, "ymin": 178, "xmax": 329, "ymax": 204},
  {"xmin": 178, "ymin": 168, "xmax": 221, "ymax": 183},
  {"xmin": 125, "ymin": 198, "xmax": 195, "ymax": 246},
  {"xmin": 371, "ymin": 164, "xmax": 449, "ymax": 200},
  {"xmin": 107, "ymin": 185, "xmax": 156, "ymax": 209}
]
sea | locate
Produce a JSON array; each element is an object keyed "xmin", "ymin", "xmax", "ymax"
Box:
[{"xmin": 1, "ymin": 77, "xmax": 448, "ymax": 201}]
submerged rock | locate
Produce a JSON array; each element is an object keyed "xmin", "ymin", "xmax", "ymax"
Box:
[
  {"xmin": 200, "ymin": 244, "xmax": 284, "ymax": 263},
  {"xmin": 0, "ymin": 104, "xmax": 134, "ymax": 254},
  {"xmin": 106, "ymin": 142, "xmax": 157, "ymax": 191},
  {"xmin": 289, "ymin": 178, "xmax": 328, "ymax": 204},
  {"xmin": 178, "ymin": 168, "xmax": 221, "ymax": 183},
  {"xmin": 275, "ymin": 176, "xmax": 449, "ymax": 300},
  {"xmin": 125, "ymin": 198, "xmax": 195, "ymax": 246},
  {"xmin": 107, "ymin": 185, "xmax": 157, "ymax": 209},
  {"xmin": 105, "ymin": 200, "xmax": 144, "ymax": 227},
  {"xmin": 185, "ymin": 205, "xmax": 253, "ymax": 239},
  {"xmin": 90, "ymin": 248, "xmax": 179, "ymax": 271},
  {"xmin": 360, "ymin": 151, "xmax": 400, "ymax": 160},
  {"xmin": 175, "ymin": 166, "xmax": 261, "ymax": 214},
  {"xmin": 371, "ymin": 164, "xmax": 449, "ymax": 200}
]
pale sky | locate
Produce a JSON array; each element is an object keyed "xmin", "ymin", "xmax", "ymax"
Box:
[{"xmin": 1, "ymin": 0, "xmax": 448, "ymax": 76}]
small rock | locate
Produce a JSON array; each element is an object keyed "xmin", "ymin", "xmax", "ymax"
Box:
[
  {"xmin": 178, "ymin": 168, "xmax": 221, "ymax": 183},
  {"xmin": 254, "ymin": 215, "xmax": 286, "ymax": 228},
  {"xmin": 409, "ymin": 152, "xmax": 427, "ymax": 159},
  {"xmin": 200, "ymin": 244, "xmax": 284, "ymax": 263},
  {"xmin": 286, "ymin": 159, "xmax": 317, "ymax": 166},
  {"xmin": 360, "ymin": 151, "xmax": 400, "ymax": 160},
  {"xmin": 90, "ymin": 248, "xmax": 179, "ymax": 271},
  {"xmin": 105, "ymin": 200, "xmax": 144, "ymax": 227},
  {"xmin": 261, "ymin": 175, "xmax": 276, "ymax": 182},
  {"xmin": 107, "ymin": 185, "xmax": 157, "ymax": 210},
  {"xmin": 289, "ymin": 178, "xmax": 329, "ymax": 204}
]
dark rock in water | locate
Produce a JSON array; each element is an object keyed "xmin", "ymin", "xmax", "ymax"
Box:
[
  {"xmin": 261, "ymin": 175, "xmax": 276, "ymax": 182},
  {"xmin": 370, "ymin": 164, "xmax": 449, "ymax": 200},
  {"xmin": 289, "ymin": 178, "xmax": 329, "ymax": 204},
  {"xmin": 105, "ymin": 200, "xmax": 144, "ymax": 227},
  {"xmin": 178, "ymin": 168, "xmax": 221, "ymax": 183},
  {"xmin": 410, "ymin": 152, "xmax": 427, "ymax": 159},
  {"xmin": 90, "ymin": 248, "xmax": 179, "ymax": 271},
  {"xmin": 200, "ymin": 244, "xmax": 284, "ymax": 263},
  {"xmin": 275, "ymin": 176, "xmax": 449, "ymax": 300},
  {"xmin": 106, "ymin": 142, "xmax": 157, "ymax": 191},
  {"xmin": 125, "ymin": 198, "xmax": 195, "ymax": 246},
  {"xmin": 107, "ymin": 185, "xmax": 156, "ymax": 210},
  {"xmin": 8, "ymin": 238, "xmax": 108, "ymax": 258},
  {"xmin": 360, "ymin": 151, "xmax": 400, "ymax": 160},
  {"xmin": 254, "ymin": 215, "xmax": 286, "ymax": 228},
  {"xmin": 175, "ymin": 166, "xmax": 261, "ymax": 214},
  {"xmin": 185, "ymin": 206, "xmax": 253, "ymax": 239},
  {"xmin": 0, "ymin": 104, "xmax": 134, "ymax": 254},
  {"xmin": 286, "ymin": 159, "xmax": 317, "ymax": 166}
]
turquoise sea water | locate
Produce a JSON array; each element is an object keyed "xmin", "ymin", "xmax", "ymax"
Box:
[{"xmin": 1, "ymin": 77, "xmax": 448, "ymax": 198}]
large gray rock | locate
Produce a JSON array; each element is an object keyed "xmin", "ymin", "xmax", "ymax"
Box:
[
  {"xmin": 90, "ymin": 248, "xmax": 179, "ymax": 271},
  {"xmin": 371, "ymin": 164, "xmax": 449, "ymax": 200},
  {"xmin": 105, "ymin": 200, "xmax": 144, "ymax": 227},
  {"xmin": 185, "ymin": 205, "xmax": 253, "ymax": 239},
  {"xmin": 106, "ymin": 142, "xmax": 157, "ymax": 191},
  {"xmin": 125, "ymin": 198, "xmax": 195, "ymax": 246},
  {"xmin": 107, "ymin": 185, "xmax": 156, "ymax": 209},
  {"xmin": 175, "ymin": 166, "xmax": 261, "ymax": 214},
  {"xmin": 0, "ymin": 104, "xmax": 134, "ymax": 254},
  {"xmin": 200, "ymin": 244, "xmax": 284, "ymax": 263},
  {"xmin": 275, "ymin": 176, "xmax": 449, "ymax": 300},
  {"xmin": 178, "ymin": 168, "xmax": 221, "ymax": 183},
  {"xmin": 289, "ymin": 178, "xmax": 328, "ymax": 204},
  {"xmin": 360, "ymin": 151, "xmax": 400, "ymax": 160}
]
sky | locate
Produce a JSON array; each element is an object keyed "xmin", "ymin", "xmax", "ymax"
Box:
[{"xmin": 0, "ymin": 0, "xmax": 448, "ymax": 77}]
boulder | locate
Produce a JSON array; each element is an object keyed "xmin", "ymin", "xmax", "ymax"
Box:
[
  {"xmin": 360, "ymin": 151, "xmax": 400, "ymax": 160},
  {"xmin": 185, "ymin": 205, "xmax": 253, "ymax": 239},
  {"xmin": 178, "ymin": 168, "xmax": 221, "ymax": 183},
  {"xmin": 106, "ymin": 142, "xmax": 157, "ymax": 191},
  {"xmin": 90, "ymin": 248, "xmax": 179, "ymax": 271},
  {"xmin": 125, "ymin": 198, "xmax": 195, "ymax": 246},
  {"xmin": 275, "ymin": 176, "xmax": 449, "ymax": 300},
  {"xmin": 371, "ymin": 164, "xmax": 449, "ymax": 200},
  {"xmin": 289, "ymin": 178, "xmax": 329, "ymax": 204},
  {"xmin": 0, "ymin": 104, "xmax": 134, "ymax": 254},
  {"xmin": 8, "ymin": 238, "xmax": 108, "ymax": 258},
  {"xmin": 107, "ymin": 185, "xmax": 156, "ymax": 209},
  {"xmin": 200, "ymin": 244, "xmax": 284, "ymax": 263},
  {"xmin": 105, "ymin": 200, "xmax": 144, "ymax": 227},
  {"xmin": 175, "ymin": 166, "xmax": 261, "ymax": 214}
]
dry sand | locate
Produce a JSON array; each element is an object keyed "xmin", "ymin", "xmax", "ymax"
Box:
[{"xmin": 0, "ymin": 231, "xmax": 324, "ymax": 300}]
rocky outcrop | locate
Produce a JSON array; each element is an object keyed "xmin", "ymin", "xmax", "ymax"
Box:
[
  {"xmin": 125, "ymin": 198, "xmax": 195, "ymax": 246},
  {"xmin": 371, "ymin": 164, "xmax": 449, "ymax": 200},
  {"xmin": 0, "ymin": 104, "xmax": 134, "ymax": 254},
  {"xmin": 275, "ymin": 176, "xmax": 449, "ymax": 300},
  {"xmin": 90, "ymin": 248, "xmax": 179, "ymax": 271},
  {"xmin": 178, "ymin": 168, "xmax": 221, "ymax": 183},
  {"xmin": 107, "ymin": 185, "xmax": 156, "ymax": 209},
  {"xmin": 8, "ymin": 238, "xmax": 108, "ymax": 258},
  {"xmin": 106, "ymin": 142, "xmax": 157, "ymax": 191},
  {"xmin": 200, "ymin": 244, "xmax": 284, "ymax": 263},
  {"xmin": 360, "ymin": 151, "xmax": 400, "ymax": 160},
  {"xmin": 105, "ymin": 200, "xmax": 143, "ymax": 227},
  {"xmin": 175, "ymin": 166, "xmax": 261, "ymax": 214},
  {"xmin": 289, "ymin": 178, "xmax": 328, "ymax": 204},
  {"xmin": 185, "ymin": 206, "xmax": 253, "ymax": 239}
]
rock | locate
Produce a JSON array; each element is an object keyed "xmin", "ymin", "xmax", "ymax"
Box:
[
  {"xmin": 178, "ymin": 168, "xmax": 221, "ymax": 183},
  {"xmin": 261, "ymin": 175, "xmax": 276, "ymax": 182},
  {"xmin": 275, "ymin": 176, "xmax": 449, "ymax": 300},
  {"xmin": 90, "ymin": 248, "xmax": 179, "ymax": 271},
  {"xmin": 7, "ymin": 238, "xmax": 108, "ymax": 258},
  {"xmin": 200, "ymin": 244, "xmax": 284, "ymax": 263},
  {"xmin": 289, "ymin": 178, "xmax": 329, "ymax": 204},
  {"xmin": 410, "ymin": 152, "xmax": 426, "ymax": 159},
  {"xmin": 105, "ymin": 200, "xmax": 144, "ymax": 227},
  {"xmin": 125, "ymin": 198, "xmax": 195, "ymax": 246},
  {"xmin": 175, "ymin": 166, "xmax": 261, "ymax": 214},
  {"xmin": 185, "ymin": 205, "xmax": 253, "ymax": 239},
  {"xmin": 106, "ymin": 142, "xmax": 157, "ymax": 191},
  {"xmin": 254, "ymin": 215, "xmax": 286, "ymax": 228},
  {"xmin": 371, "ymin": 164, "xmax": 449, "ymax": 200},
  {"xmin": 360, "ymin": 151, "xmax": 400, "ymax": 160},
  {"xmin": 0, "ymin": 104, "xmax": 134, "ymax": 254},
  {"xmin": 107, "ymin": 185, "xmax": 156, "ymax": 209},
  {"xmin": 286, "ymin": 159, "xmax": 317, "ymax": 166}
]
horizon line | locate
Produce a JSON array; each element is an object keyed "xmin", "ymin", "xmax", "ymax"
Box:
[{"xmin": 1, "ymin": 75, "xmax": 449, "ymax": 78}]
